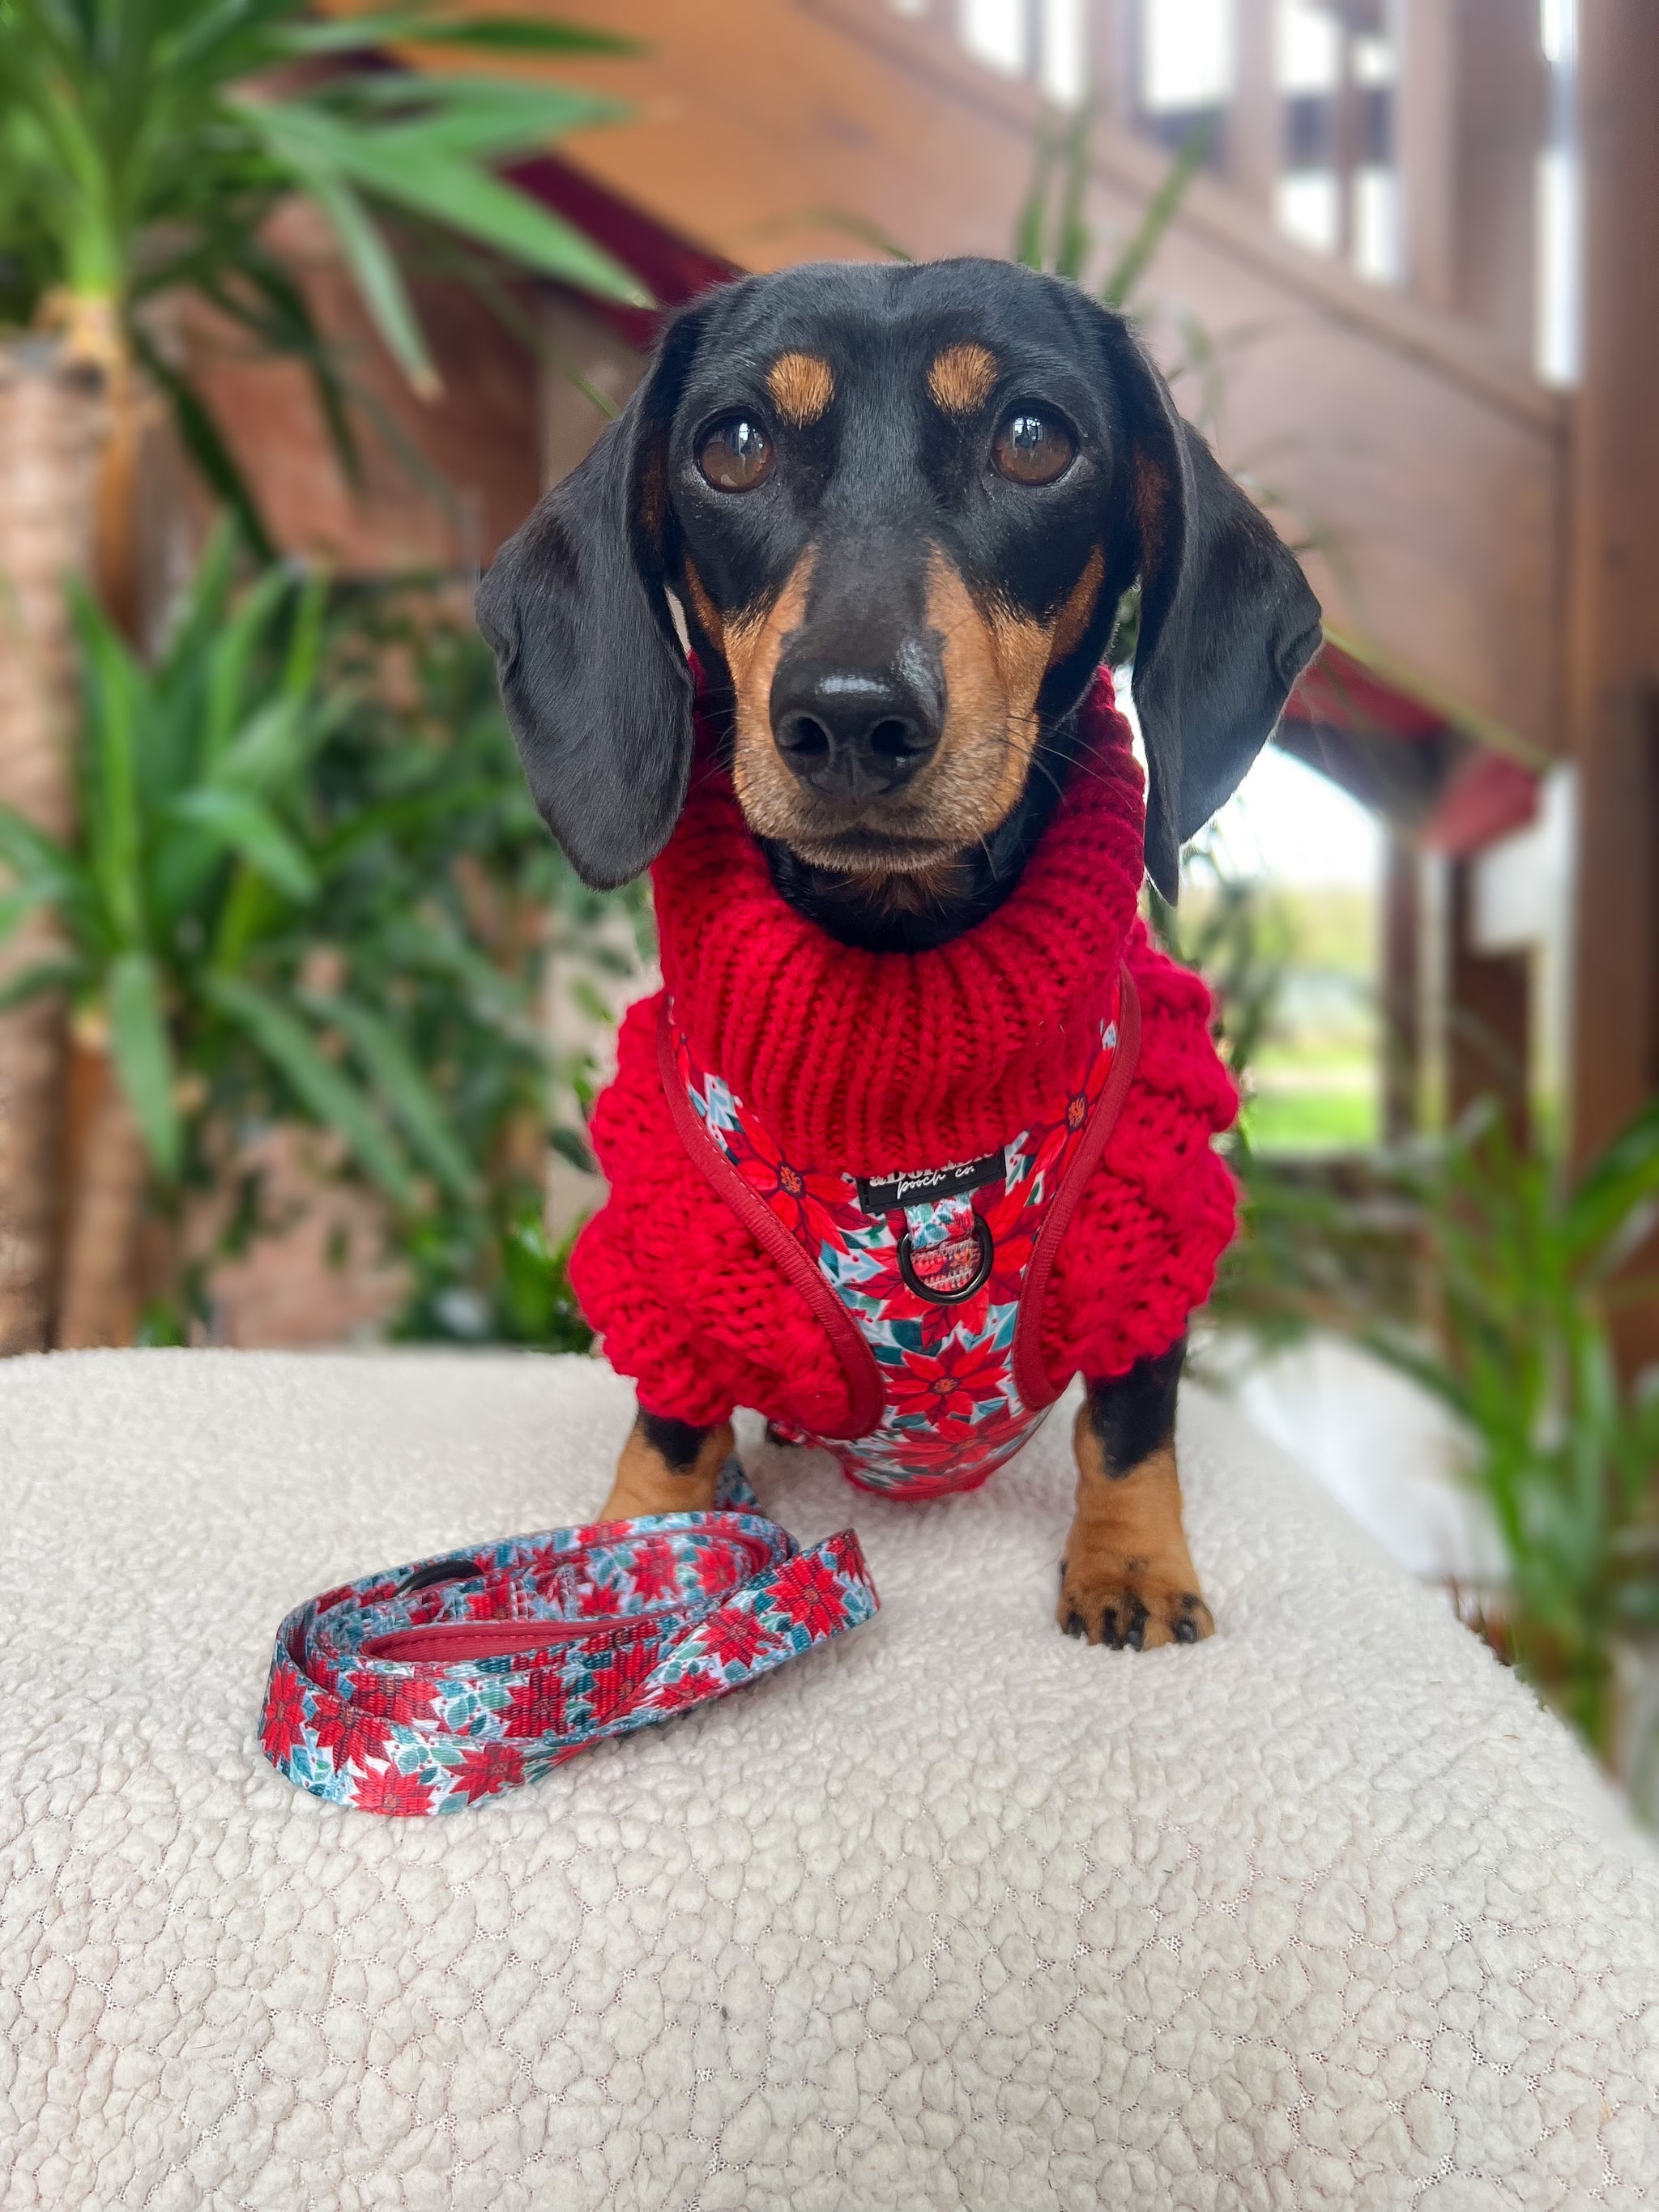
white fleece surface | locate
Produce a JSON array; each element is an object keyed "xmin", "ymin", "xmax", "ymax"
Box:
[{"xmin": 2, "ymin": 1349, "xmax": 1657, "ymax": 2211}]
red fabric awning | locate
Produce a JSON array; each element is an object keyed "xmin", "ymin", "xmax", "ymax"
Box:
[
  {"xmin": 1285, "ymin": 641, "xmax": 1444, "ymax": 742},
  {"xmin": 1418, "ymin": 751, "xmax": 1540, "ymax": 855}
]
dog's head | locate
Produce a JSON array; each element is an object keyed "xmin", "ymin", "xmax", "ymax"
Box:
[{"xmin": 477, "ymin": 258, "xmax": 1320, "ymax": 905}]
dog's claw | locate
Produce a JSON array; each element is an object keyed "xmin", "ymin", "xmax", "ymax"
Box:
[{"xmin": 1057, "ymin": 1573, "xmax": 1214, "ymax": 1650}]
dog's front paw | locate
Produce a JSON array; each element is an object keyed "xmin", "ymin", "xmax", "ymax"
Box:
[{"xmin": 1056, "ymin": 1548, "xmax": 1213, "ymax": 1650}]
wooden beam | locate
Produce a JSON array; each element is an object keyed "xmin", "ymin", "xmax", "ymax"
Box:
[
  {"xmin": 1447, "ymin": 859, "xmax": 1531, "ymax": 1142},
  {"xmin": 1448, "ymin": 0, "xmax": 1548, "ymax": 364},
  {"xmin": 1380, "ymin": 834, "xmax": 1422, "ymax": 1140},
  {"xmin": 1394, "ymin": 0, "xmax": 1456, "ymax": 309},
  {"xmin": 1568, "ymin": 0, "xmax": 1659, "ymax": 1172},
  {"xmin": 1228, "ymin": 0, "xmax": 1280, "ymax": 217},
  {"xmin": 1087, "ymin": 0, "xmax": 1138, "ymax": 128}
]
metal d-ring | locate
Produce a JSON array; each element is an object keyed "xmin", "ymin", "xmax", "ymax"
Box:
[{"xmin": 897, "ymin": 1214, "xmax": 994, "ymax": 1305}]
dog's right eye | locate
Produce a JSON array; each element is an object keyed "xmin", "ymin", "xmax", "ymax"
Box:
[
  {"xmin": 992, "ymin": 407, "xmax": 1077, "ymax": 487},
  {"xmin": 697, "ymin": 417, "xmax": 773, "ymax": 493}
]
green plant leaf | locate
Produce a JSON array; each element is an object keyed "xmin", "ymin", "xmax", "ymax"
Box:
[
  {"xmin": 1053, "ymin": 103, "xmax": 1092, "ymax": 281},
  {"xmin": 1013, "ymin": 116, "xmax": 1056, "ymax": 271},
  {"xmin": 241, "ymin": 97, "xmax": 647, "ymax": 306},
  {"xmin": 108, "ymin": 949, "xmax": 181, "ymax": 1179},
  {"xmin": 379, "ymin": 914, "xmax": 531, "ymax": 1021},
  {"xmin": 279, "ymin": 14, "xmax": 640, "ymax": 58},
  {"xmin": 302, "ymin": 987, "xmax": 479, "ymax": 1201},
  {"xmin": 66, "ymin": 580, "xmax": 145, "ymax": 945},
  {"xmin": 341, "ymin": 75, "xmax": 621, "ymax": 156},
  {"xmin": 312, "ymin": 781, "xmax": 515, "ymax": 873},
  {"xmin": 0, "ymin": 807, "xmax": 87, "ymax": 904},
  {"xmin": 549, "ymin": 1123, "xmax": 595, "ymax": 1174},
  {"xmin": 205, "ymin": 975, "xmax": 419, "ymax": 1207},
  {"xmin": 0, "ymin": 885, "xmax": 45, "ymax": 940},
  {"xmin": 212, "ymin": 693, "xmax": 302, "ymax": 791},
  {"xmin": 130, "ymin": 335, "xmax": 279, "ymax": 561},
  {"xmin": 1102, "ymin": 117, "xmax": 1212, "ymax": 308},
  {"xmin": 285, "ymin": 156, "xmax": 441, "ymax": 397},
  {"xmin": 0, "ymin": 954, "xmax": 87, "ymax": 1012},
  {"xmin": 156, "ymin": 514, "xmax": 241, "ymax": 686},
  {"xmin": 1564, "ymin": 1093, "xmax": 1659, "ymax": 1270},
  {"xmin": 282, "ymin": 565, "xmax": 331, "ymax": 702},
  {"xmin": 168, "ymin": 787, "xmax": 318, "ymax": 902},
  {"xmin": 202, "ymin": 569, "xmax": 296, "ymax": 767}
]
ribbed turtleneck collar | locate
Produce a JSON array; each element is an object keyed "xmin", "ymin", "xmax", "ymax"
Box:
[{"xmin": 653, "ymin": 671, "xmax": 1145, "ymax": 1172}]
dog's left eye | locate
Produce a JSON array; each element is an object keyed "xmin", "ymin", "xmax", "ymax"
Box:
[
  {"xmin": 992, "ymin": 408, "xmax": 1077, "ymax": 487},
  {"xmin": 697, "ymin": 416, "xmax": 774, "ymax": 492}
]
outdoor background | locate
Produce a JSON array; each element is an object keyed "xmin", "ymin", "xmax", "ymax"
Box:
[{"xmin": 3, "ymin": 0, "xmax": 1658, "ymax": 1813}]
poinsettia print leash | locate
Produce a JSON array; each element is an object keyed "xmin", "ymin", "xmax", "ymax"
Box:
[{"xmin": 259, "ymin": 1464, "xmax": 877, "ymax": 1815}]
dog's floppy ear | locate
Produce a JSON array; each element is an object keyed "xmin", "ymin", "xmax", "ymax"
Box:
[
  {"xmin": 1093, "ymin": 313, "xmax": 1322, "ymax": 901},
  {"xmin": 476, "ymin": 310, "xmax": 702, "ymax": 889}
]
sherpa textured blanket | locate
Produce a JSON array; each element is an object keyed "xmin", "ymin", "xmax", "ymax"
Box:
[{"xmin": 2, "ymin": 1349, "xmax": 1657, "ymax": 2210}]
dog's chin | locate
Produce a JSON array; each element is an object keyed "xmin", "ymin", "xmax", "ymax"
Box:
[
  {"xmin": 777, "ymin": 824, "xmax": 964, "ymax": 880},
  {"xmin": 732, "ymin": 775, "xmax": 966, "ymax": 877}
]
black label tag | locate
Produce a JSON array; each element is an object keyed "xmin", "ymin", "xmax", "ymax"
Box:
[{"xmin": 856, "ymin": 1149, "xmax": 1004, "ymax": 1215}]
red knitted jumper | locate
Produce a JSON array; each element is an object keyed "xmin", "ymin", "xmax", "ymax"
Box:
[{"xmin": 571, "ymin": 670, "xmax": 1239, "ymax": 1468}]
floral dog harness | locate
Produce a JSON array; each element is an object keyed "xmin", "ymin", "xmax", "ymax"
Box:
[{"xmin": 659, "ymin": 966, "xmax": 1141, "ymax": 1499}]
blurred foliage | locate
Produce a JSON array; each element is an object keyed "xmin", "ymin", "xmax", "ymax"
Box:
[
  {"xmin": 1013, "ymin": 99, "xmax": 1212, "ymax": 310},
  {"xmin": 0, "ymin": 0, "xmax": 643, "ymax": 548},
  {"xmin": 333, "ymin": 586, "xmax": 652, "ymax": 1349},
  {"xmin": 0, "ymin": 529, "xmax": 646, "ymax": 1346},
  {"xmin": 1164, "ymin": 818, "xmax": 1659, "ymax": 1763},
  {"xmin": 1361, "ymin": 1103, "xmax": 1659, "ymax": 1758},
  {"xmin": 1148, "ymin": 827, "xmax": 1291, "ymax": 1100},
  {"xmin": 1149, "ymin": 824, "xmax": 1416, "ymax": 1361}
]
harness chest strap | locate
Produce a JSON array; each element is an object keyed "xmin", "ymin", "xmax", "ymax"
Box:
[{"xmin": 657, "ymin": 963, "xmax": 1142, "ymax": 1442}]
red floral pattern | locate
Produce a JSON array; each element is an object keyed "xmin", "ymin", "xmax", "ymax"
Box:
[
  {"xmin": 258, "ymin": 1464, "xmax": 878, "ymax": 1815},
  {"xmin": 676, "ymin": 991, "xmax": 1122, "ymax": 1499}
]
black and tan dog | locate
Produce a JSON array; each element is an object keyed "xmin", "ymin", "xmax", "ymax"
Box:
[{"xmin": 478, "ymin": 258, "xmax": 1320, "ymax": 1648}]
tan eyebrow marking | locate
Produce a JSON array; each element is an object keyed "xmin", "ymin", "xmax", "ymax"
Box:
[
  {"xmin": 928, "ymin": 342, "xmax": 999, "ymax": 416},
  {"xmin": 766, "ymin": 352, "xmax": 835, "ymax": 427}
]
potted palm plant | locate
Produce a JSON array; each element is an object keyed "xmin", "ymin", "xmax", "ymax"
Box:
[
  {"xmin": 1362, "ymin": 1103, "xmax": 1659, "ymax": 1762},
  {"xmin": 0, "ymin": 527, "xmax": 646, "ymax": 1347},
  {"xmin": 0, "ymin": 0, "xmax": 644, "ymax": 1349}
]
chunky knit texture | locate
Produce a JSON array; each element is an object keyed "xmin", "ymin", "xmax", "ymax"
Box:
[{"xmin": 571, "ymin": 673, "xmax": 1239, "ymax": 1434}]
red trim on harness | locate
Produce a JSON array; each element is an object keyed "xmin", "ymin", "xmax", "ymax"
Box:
[
  {"xmin": 1011, "ymin": 965, "xmax": 1142, "ymax": 1410},
  {"xmin": 657, "ymin": 1002, "xmax": 887, "ymax": 1439}
]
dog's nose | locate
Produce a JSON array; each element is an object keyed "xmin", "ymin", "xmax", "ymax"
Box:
[{"xmin": 770, "ymin": 657, "xmax": 942, "ymax": 803}]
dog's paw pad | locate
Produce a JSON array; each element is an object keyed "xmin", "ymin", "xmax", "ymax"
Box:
[{"xmin": 1056, "ymin": 1561, "xmax": 1213, "ymax": 1650}]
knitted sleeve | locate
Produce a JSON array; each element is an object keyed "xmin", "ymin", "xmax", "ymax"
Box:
[
  {"xmin": 569, "ymin": 995, "xmax": 860, "ymax": 1435},
  {"xmin": 1040, "ymin": 923, "xmax": 1239, "ymax": 1386}
]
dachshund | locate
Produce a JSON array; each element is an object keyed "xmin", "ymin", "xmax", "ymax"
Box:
[{"xmin": 477, "ymin": 257, "xmax": 1320, "ymax": 1650}]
